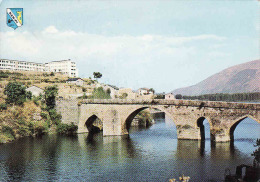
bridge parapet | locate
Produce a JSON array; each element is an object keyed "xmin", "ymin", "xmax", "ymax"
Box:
[{"xmin": 82, "ymin": 99, "xmax": 260, "ymax": 110}]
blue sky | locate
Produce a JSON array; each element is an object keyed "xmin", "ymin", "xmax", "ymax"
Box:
[{"xmin": 0, "ymin": 0, "xmax": 259, "ymax": 93}]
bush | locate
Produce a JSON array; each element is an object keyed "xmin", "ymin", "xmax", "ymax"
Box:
[
  {"xmin": 0, "ymin": 71, "xmax": 9, "ymax": 78},
  {"xmin": 4, "ymin": 82, "xmax": 27, "ymax": 105},
  {"xmin": 252, "ymin": 138, "xmax": 260, "ymax": 167},
  {"xmin": 17, "ymin": 125, "xmax": 30, "ymax": 136},
  {"xmin": 48, "ymin": 109, "xmax": 61, "ymax": 125},
  {"xmin": 119, "ymin": 93, "xmax": 128, "ymax": 99},
  {"xmin": 40, "ymin": 112, "xmax": 49, "ymax": 119},
  {"xmin": 175, "ymin": 94, "xmax": 183, "ymax": 99},
  {"xmin": 34, "ymin": 121, "xmax": 49, "ymax": 136},
  {"xmin": 26, "ymin": 91, "xmax": 32, "ymax": 100},
  {"xmin": 1, "ymin": 125, "xmax": 15, "ymax": 140},
  {"xmin": 33, "ymin": 100, "xmax": 39, "ymax": 106},
  {"xmin": 90, "ymin": 87, "xmax": 111, "ymax": 99},
  {"xmin": 56, "ymin": 122, "xmax": 78, "ymax": 135},
  {"xmin": 44, "ymin": 85, "xmax": 58, "ymax": 110},
  {"xmin": 0, "ymin": 103, "xmax": 7, "ymax": 111}
]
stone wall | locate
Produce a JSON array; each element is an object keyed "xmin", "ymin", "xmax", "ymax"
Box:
[{"xmin": 56, "ymin": 98, "xmax": 79, "ymax": 124}]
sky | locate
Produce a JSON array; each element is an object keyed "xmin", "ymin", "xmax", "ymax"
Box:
[{"xmin": 0, "ymin": 0, "xmax": 259, "ymax": 93}]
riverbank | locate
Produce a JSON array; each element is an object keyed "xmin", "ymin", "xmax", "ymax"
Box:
[{"xmin": 0, "ymin": 101, "xmax": 49, "ymax": 144}]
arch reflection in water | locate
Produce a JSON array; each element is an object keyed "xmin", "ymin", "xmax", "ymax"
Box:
[{"xmin": 78, "ymin": 132, "xmax": 140, "ymax": 161}]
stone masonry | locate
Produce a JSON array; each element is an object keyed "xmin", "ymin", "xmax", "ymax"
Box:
[{"xmin": 56, "ymin": 99, "xmax": 260, "ymax": 142}]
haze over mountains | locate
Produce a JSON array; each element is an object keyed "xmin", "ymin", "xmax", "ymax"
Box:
[{"xmin": 171, "ymin": 60, "xmax": 260, "ymax": 96}]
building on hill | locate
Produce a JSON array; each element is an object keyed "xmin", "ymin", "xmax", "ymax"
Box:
[
  {"xmin": 0, "ymin": 59, "xmax": 78, "ymax": 77},
  {"xmin": 26, "ymin": 85, "xmax": 44, "ymax": 97},
  {"xmin": 165, "ymin": 93, "xmax": 175, "ymax": 100},
  {"xmin": 138, "ymin": 88, "xmax": 154, "ymax": 95},
  {"xmin": 45, "ymin": 59, "xmax": 78, "ymax": 77},
  {"xmin": 0, "ymin": 59, "xmax": 45, "ymax": 72},
  {"xmin": 102, "ymin": 84, "xmax": 119, "ymax": 99},
  {"xmin": 66, "ymin": 78, "xmax": 84, "ymax": 86}
]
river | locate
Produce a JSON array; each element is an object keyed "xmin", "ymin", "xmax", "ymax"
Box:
[{"xmin": 0, "ymin": 112, "xmax": 259, "ymax": 181}]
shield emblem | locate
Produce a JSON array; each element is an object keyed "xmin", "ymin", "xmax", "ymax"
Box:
[{"xmin": 6, "ymin": 8, "xmax": 23, "ymax": 30}]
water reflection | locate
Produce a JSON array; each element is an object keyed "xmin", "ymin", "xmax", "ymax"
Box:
[
  {"xmin": 211, "ymin": 141, "xmax": 236, "ymax": 160},
  {"xmin": 175, "ymin": 140, "xmax": 205, "ymax": 159}
]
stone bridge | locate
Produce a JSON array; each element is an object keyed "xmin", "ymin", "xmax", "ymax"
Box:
[{"xmin": 56, "ymin": 99, "xmax": 260, "ymax": 142}]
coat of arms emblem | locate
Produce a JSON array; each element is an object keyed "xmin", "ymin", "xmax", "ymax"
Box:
[{"xmin": 6, "ymin": 8, "xmax": 23, "ymax": 30}]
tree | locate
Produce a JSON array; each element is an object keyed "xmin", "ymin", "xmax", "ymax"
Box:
[
  {"xmin": 26, "ymin": 91, "xmax": 32, "ymax": 100},
  {"xmin": 106, "ymin": 88, "xmax": 111, "ymax": 95},
  {"xmin": 44, "ymin": 85, "xmax": 58, "ymax": 110},
  {"xmin": 119, "ymin": 93, "xmax": 128, "ymax": 99},
  {"xmin": 252, "ymin": 138, "xmax": 260, "ymax": 167},
  {"xmin": 4, "ymin": 82, "xmax": 27, "ymax": 105},
  {"xmin": 93, "ymin": 72, "xmax": 102, "ymax": 81},
  {"xmin": 175, "ymin": 94, "xmax": 183, "ymax": 99},
  {"xmin": 149, "ymin": 88, "xmax": 155, "ymax": 94}
]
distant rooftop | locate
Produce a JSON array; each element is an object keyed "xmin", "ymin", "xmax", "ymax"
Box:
[{"xmin": 67, "ymin": 78, "xmax": 82, "ymax": 81}]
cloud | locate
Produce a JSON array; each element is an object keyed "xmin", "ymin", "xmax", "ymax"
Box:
[
  {"xmin": 42, "ymin": 26, "xmax": 59, "ymax": 34},
  {"xmin": 0, "ymin": 26, "xmax": 228, "ymax": 91},
  {"xmin": 0, "ymin": 26, "xmax": 226, "ymax": 61}
]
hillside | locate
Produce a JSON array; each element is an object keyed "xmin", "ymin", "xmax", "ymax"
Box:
[{"xmin": 171, "ymin": 60, "xmax": 260, "ymax": 96}]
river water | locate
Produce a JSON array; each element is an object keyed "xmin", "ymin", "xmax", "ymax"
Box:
[{"xmin": 0, "ymin": 113, "xmax": 259, "ymax": 181}]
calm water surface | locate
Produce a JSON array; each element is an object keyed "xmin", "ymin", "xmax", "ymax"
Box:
[{"xmin": 0, "ymin": 113, "xmax": 259, "ymax": 182}]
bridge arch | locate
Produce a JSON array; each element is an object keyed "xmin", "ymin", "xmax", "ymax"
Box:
[
  {"xmin": 85, "ymin": 114, "xmax": 103, "ymax": 133},
  {"xmin": 197, "ymin": 117, "xmax": 212, "ymax": 140},
  {"xmin": 124, "ymin": 105, "xmax": 176, "ymax": 133},
  {"xmin": 229, "ymin": 115, "xmax": 260, "ymax": 141}
]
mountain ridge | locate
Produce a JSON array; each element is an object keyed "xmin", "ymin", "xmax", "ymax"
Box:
[{"xmin": 171, "ymin": 60, "xmax": 260, "ymax": 96}]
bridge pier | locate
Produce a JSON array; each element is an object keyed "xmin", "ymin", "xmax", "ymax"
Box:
[
  {"xmin": 211, "ymin": 129, "xmax": 231, "ymax": 142},
  {"xmin": 176, "ymin": 125, "xmax": 201, "ymax": 140}
]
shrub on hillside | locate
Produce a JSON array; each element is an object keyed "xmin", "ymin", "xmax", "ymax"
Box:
[
  {"xmin": 1, "ymin": 125, "xmax": 15, "ymax": 141},
  {"xmin": 48, "ymin": 109, "xmax": 62, "ymax": 125},
  {"xmin": 4, "ymin": 82, "xmax": 27, "ymax": 105},
  {"xmin": 0, "ymin": 71, "xmax": 9, "ymax": 78},
  {"xmin": 119, "ymin": 93, "xmax": 128, "ymax": 99},
  {"xmin": 0, "ymin": 103, "xmax": 7, "ymax": 111},
  {"xmin": 26, "ymin": 91, "xmax": 32, "ymax": 100},
  {"xmin": 90, "ymin": 87, "xmax": 111, "ymax": 99},
  {"xmin": 44, "ymin": 85, "xmax": 58, "ymax": 110},
  {"xmin": 34, "ymin": 121, "xmax": 49, "ymax": 136},
  {"xmin": 56, "ymin": 122, "xmax": 78, "ymax": 135}
]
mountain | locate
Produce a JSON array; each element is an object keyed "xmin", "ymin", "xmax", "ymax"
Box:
[{"xmin": 171, "ymin": 60, "xmax": 260, "ymax": 96}]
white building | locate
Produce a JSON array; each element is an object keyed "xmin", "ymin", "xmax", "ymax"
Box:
[
  {"xmin": 45, "ymin": 59, "xmax": 78, "ymax": 77},
  {"xmin": 66, "ymin": 78, "xmax": 84, "ymax": 86},
  {"xmin": 0, "ymin": 59, "xmax": 45, "ymax": 72},
  {"xmin": 138, "ymin": 88, "xmax": 154, "ymax": 95},
  {"xmin": 0, "ymin": 59, "xmax": 78, "ymax": 77},
  {"xmin": 165, "ymin": 93, "xmax": 175, "ymax": 100}
]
